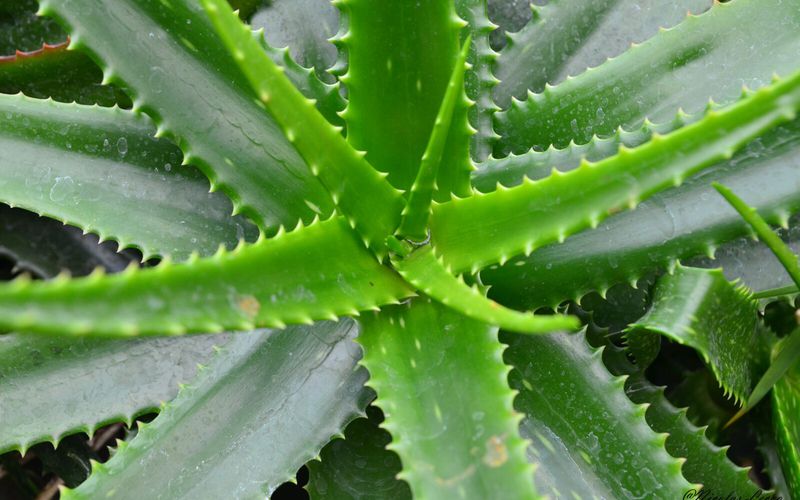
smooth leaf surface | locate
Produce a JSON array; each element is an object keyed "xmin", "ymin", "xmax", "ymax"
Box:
[
  {"xmin": 359, "ymin": 298, "xmax": 537, "ymax": 499},
  {"xmin": 433, "ymin": 71, "xmax": 800, "ymax": 273},
  {"xmin": 0, "ymin": 332, "xmax": 227, "ymax": 454},
  {"xmin": 494, "ymin": 0, "xmax": 711, "ymax": 106},
  {"xmin": 506, "ymin": 330, "xmax": 692, "ymax": 498},
  {"xmin": 65, "ymin": 320, "xmax": 370, "ymax": 500},
  {"xmin": 42, "ymin": 0, "xmax": 335, "ymax": 230},
  {"xmin": 495, "ymin": 0, "xmax": 800, "ymax": 153},
  {"xmin": 341, "ymin": 0, "xmax": 462, "ymax": 191},
  {"xmin": 251, "ymin": 0, "xmax": 339, "ymax": 79},
  {"xmin": 628, "ymin": 266, "xmax": 773, "ymax": 404},
  {"xmin": 482, "ymin": 117, "xmax": 800, "ymax": 308},
  {"xmin": 0, "ymin": 217, "xmax": 412, "ymax": 336},
  {"xmin": 0, "ymin": 93, "xmax": 256, "ymax": 260}
]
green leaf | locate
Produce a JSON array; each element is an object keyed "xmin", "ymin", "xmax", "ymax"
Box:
[
  {"xmin": 203, "ymin": 0, "xmax": 405, "ymax": 252},
  {"xmin": 472, "ymin": 113, "xmax": 694, "ymax": 192},
  {"xmin": 628, "ymin": 266, "xmax": 774, "ymax": 404},
  {"xmin": 773, "ymin": 363, "xmax": 800, "ymax": 497},
  {"xmin": 0, "ymin": 93, "xmax": 257, "ymax": 260},
  {"xmin": 306, "ymin": 405, "xmax": 411, "ymax": 500},
  {"xmin": 359, "ymin": 298, "xmax": 537, "ymax": 499},
  {"xmin": 624, "ymin": 374, "xmax": 759, "ymax": 494},
  {"xmin": 0, "ymin": 205, "xmax": 132, "ymax": 278},
  {"xmin": 714, "ymin": 183, "xmax": 800, "ymax": 288},
  {"xmin": 391, "ymin": 246, "xmax": 578, "ymax": 334},
  {"xmin": 398, "ymin": 39, "xmax": 471, "ymax": 240},
  {"xmin": 482, "ymin": 117, "xmax": 800, "ymax": 309},
  {"xmin": 494, "ymin": 0, "xmax": 711, "ymax": 106},
  {"xmin": 41, "ymin": 0, "xmax": 334, "ymax": 230},
  {"xmin": 0, "ymin": 332, "xmax": 226, "ymax": 454},
  {"xmin": 495, "ymin": 0, "xmax": 800, "ymax": 153},
  {"xmin": 505, "ymin": 330, "xmax": 693, "ymax": 498},
  {"xmin": 0, "ymin": 0, "xmax": 65, "ymax": 55},
  {"xmin": 730, "ymin": 329, "xmax": 800, "ymax": 426},
  {"xmin": 251, "ymin": 0, "xmax": 339, "ymax": 79},
  {"xmin": 455, "ymin": 0, "xmax": 499, "ymax": 163},
  {"xmin": 340, "ymin": 0, "xmax": 463, "ymax": 191},
  {"xmin": 64, "ymin": 320, "xmax": 370, "ymax": 499},
  {"xmin": 432, "ymin": 71, "xmax": 800, "ymax": 273},
  {"xmin": 0, "ymin": 217, "xmax": 412, "ymax": 337},
  {"xmin": 0, "ymin": 42, "xmax": 129, "ymax": 106}
]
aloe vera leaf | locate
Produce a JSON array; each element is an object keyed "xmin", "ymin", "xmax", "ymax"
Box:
[
  {"xmin": 628, "ymin": 266, "xmax": 774, "ymax": 404},
  {"xmin": 0, "ymin": 94, "xmax": 257, "ymax": 260},
  {"xmin": 64, "ymin": 320, "xmax": 370, "ymax": 499},
  {"xmin": 495, "ymin": 0, "xmax": 800, "ymax": 154},
  {"xmin": 494, "ymin": 0, "xmax": 711, "ymax": 106},
  {"xmin": 472, "ymin": 113, "xmax": 694, "ymax": 192},
  {"xmin": 0, "ymin": 0, "xmax": 65, "ymax": 54},
  {"xmin": 730, "ymin": 330, "xmax": 800, "ymax": 426},
  {"xmin": 483, "ymin": 117, "xmax": 800, "ymax": 309},
  {"xmin": 714, "ymin": 183, "xmax": 800, "ymax": 288},
  {"xmin": 306, "ymin": 405, "xmax": 411, "ymax": 500},
  {"xmin": 432, "ymin": 71, "xmax": 800, "ymax": 274},
  {"xmin": 0, "ymin": 42, "xmax": 129, "ymax": 107},
  {"xmin": 456, "ymin": 0, "xmax": 499, "ymax": 163},
  {"xmin": 0, "ymin": 331, "xmax": 228, "ymax": 454},
  {"xmin": 773, "ymin": 376, "xmax": 800, "ymax": 498},
  {"xmin": 0, "ymin": 205, "xmax": 132, "ymax": 278},
  {"xmin": 0, "ymin": 217, "xmax": 413, "ymax": 337},
  {"xmin": 753, "ymin": 403, "xmax": 793, "ymax": 499},
  {"xmin": 626, "ymin": 373, "xmax": 759, "ymax": 494},
  {"xmin": 398, "ymin": 40, "xmax": 471, "ymax": 240},
  {"xmin": 40, "ymin": 0, "xmax": 334, "ymax": 231},
  {"xmin": 359, "ymin": 298, "xmax": 537, "ymax": 499},
  {"xmin": 340, "ymin": 0, "xmax": 462, "ymax": 192},
  {"xmin": 688, "ymin": 214, "xmax": 800, "ymax": 296},
  {"xmin": 251, "ymin": 0, "xmax": 339, "ymax": 78},
  {"xmin": 505, "ymin": 330, "xmax": 692, "ymax": 498},
  {"xmin": 392, "ymin": 246, "xmax": 578, "ymax": 334},
  {"xmin": 204, "ymin": 0, "xmax": 405, "ymax": 252}
]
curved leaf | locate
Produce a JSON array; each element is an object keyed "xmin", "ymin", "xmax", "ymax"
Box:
[
  {"xmin": 41, "ymin": 0, "xmax": 334, "ymax": 230},
  {"xmin": 432, "ymin": 71, "xmax": 800, "ymax": 273},
  {"xmin": 65, "ymin": 320, "xmax": 370, "ymax": 499},
  {"xmin": 0, "ymin": 217, "xmax": 413, "ymax": 337},
  {"xmin": 628, "ymin": 266, "xmax": 774, "ymax": 404},
  {"xmin": 306, "ymin": 405, "xmax": 411, "ymax": 500},
  {"xmin": 392, "ymin": 246, "xmax": 578, "ymax": 334},
  {"xmin": 495, "ymin": 0, "xmax": 800, "ymax": 153},
  {"xmin": 0, "ymin": 93, "xmax": 256, "ymax": 260},
  {"xmin": 494, "ymin": 0, "xmax": 711, "ymax": 106},
  {"xmin": 359, "ymin": 298, "xmax": 537, "ymax": 499},
  {"xmin": 482, "ymin": 117, "xmax": 800, "ymax": 309},
  {"xmin": 0, "ymin": 332, "xmax": 227, "ymax": 454},
  {"xmin": 505, "ymin": 330, "xmax": 693, "ymax": 498}
]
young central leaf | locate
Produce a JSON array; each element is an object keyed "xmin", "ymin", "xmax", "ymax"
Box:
[{"xmin": 340, "ymin": 0, "xmax": 463, "ymax": 191}]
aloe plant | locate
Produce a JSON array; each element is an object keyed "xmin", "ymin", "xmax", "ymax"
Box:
[{"xmin": 1, "ymin": 0, "xmax": 800, "ymax": 498}]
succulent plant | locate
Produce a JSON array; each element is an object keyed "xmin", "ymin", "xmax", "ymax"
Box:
[{"xmin": 1, "ymin": 0, "xmax": 800, "ymax": 498}]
